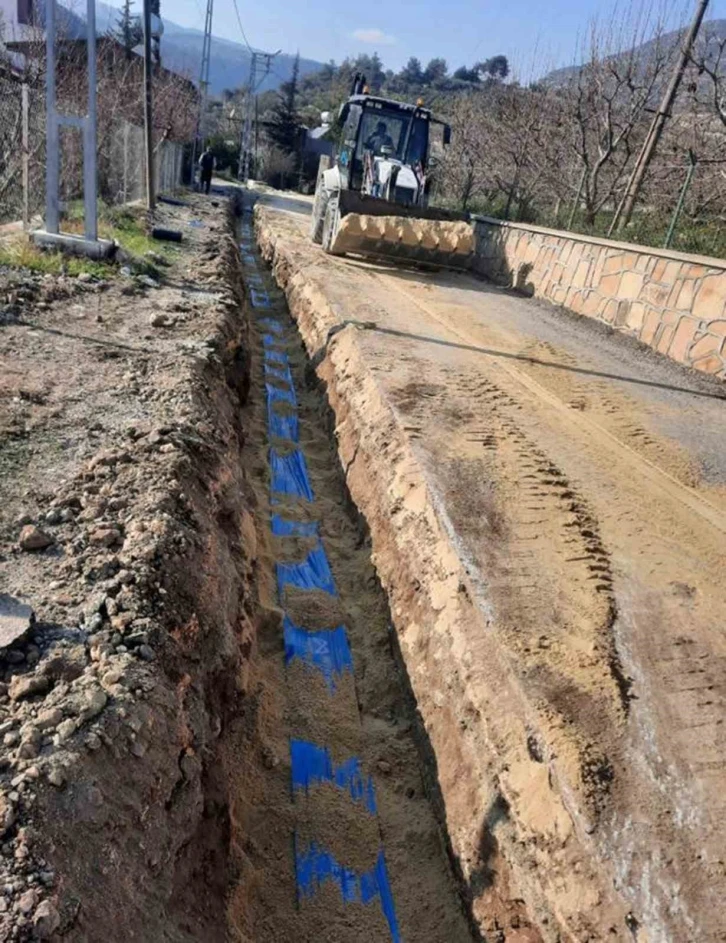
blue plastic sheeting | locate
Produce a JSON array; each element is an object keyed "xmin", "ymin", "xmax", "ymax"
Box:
[
  {"xmin": 260, "ymin": 317, "xmax": 283, "ymax": 335},
  {"xmin": 271, "ymin": 515, "xmax": 318, "ymax": 537},
  {"xmin": 264, "ymin": 361, "xmax": 293, "ymax": 384},
  {"xmin": 284, "ymin": 617, "xmax": 352, "ymax": 691},
  {"xmin": 291, "ymin": 739, "xmax": 376, "ymax": 813},
  {"xmin": 263, "ymin": 333, "xmax": 284, "ymax": 349},
  {"xmin": 277, "ymin": 542, "xmax": 336, "ymax": 596},
  {"xmin": 268, "ymin": 404, "xmax": 299, "ymax": 442},
  {"xmin": 270, "ymin": 448, "xmax": 314, "ymax": 501},
  {"xmin": 264, "ymin": 348, "xmax": 288, "ymax": 366},
  {"xmin": 294, "ymin": 843, "xmax": 400, "ymax": 943},
  {"xmin": 250, "ymin": 288, "xmax": 271, "ymax": 308},
  {"xmin": 265, "ymin": 381, "xmax": 296, "ymax": 407}
]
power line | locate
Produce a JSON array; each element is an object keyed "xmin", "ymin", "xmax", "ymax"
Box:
[{"xmin": 231, "ymin": 0, "xmax": 253, "ymax": 54}]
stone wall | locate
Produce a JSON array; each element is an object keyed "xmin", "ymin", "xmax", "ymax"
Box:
[{"xmin": 473, "ymin": 216, "xmax": 726, "ymax": 378}]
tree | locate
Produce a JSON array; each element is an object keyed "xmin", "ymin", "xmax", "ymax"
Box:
[
  {"xmin": 562, "ymin": 20, "xmax": 672, "ymax": 225},
  {"xmin": 423, "ymin": 57, "xmax": 448, "ymax": 85},
  {"xmin": 480, "ymin": 55, "xmax": 509, "ymax": 80},
  {"xmin": 150, "ymin": 0, "xmax": 161, "ymax": 68},
  {"xmin": 114, "ymin": 0, "xmax": 142, "ymax": 60},
  {"xmin": 267, "ymin": 53, "xmax": 302, "ymax": 158},
  {"xmin": 399, "ymin": 57, "xmax": 424, "ymax": 86},
  {"xmin": 453, "ymin": 66, "xmax": 480, "ymax": 83}
]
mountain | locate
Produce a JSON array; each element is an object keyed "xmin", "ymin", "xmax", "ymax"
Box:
[
  {"xmin": 92, "ymin": 2, "xmax": 324, "ymax": 94},
  {"xmin": 542, "ymin": 18, "xmax": 726, "ymax": 86}
]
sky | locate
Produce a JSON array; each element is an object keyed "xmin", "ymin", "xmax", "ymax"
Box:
[{"xmin": 138, "ymin": 0, "xmax": 725, "ymax": 78}]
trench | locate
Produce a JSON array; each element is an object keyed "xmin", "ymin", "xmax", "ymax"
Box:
[{"xmin": 219, "ymin": 198, "xmax": 476, "ymax": 942}]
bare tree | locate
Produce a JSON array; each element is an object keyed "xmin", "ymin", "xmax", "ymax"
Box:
[{"xmin": 561, "ymin": 13, "xmax": 674, "ymax": 225}]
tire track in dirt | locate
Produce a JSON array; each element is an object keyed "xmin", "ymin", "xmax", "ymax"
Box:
[
  {"xmin": 391, "ymin": 366, "xmax": 625, "ymax": 825},
  {"xmin": 372, "ymin": 270, "xmax": 726, "ymax": 537}
]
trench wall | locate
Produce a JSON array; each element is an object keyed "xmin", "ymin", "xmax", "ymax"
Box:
[{"xmin": 472, "ymin": 216, "xmax": 726, "ymax": 378}]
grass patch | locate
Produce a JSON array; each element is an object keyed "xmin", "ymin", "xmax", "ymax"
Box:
[
  {"xmin": 0, "ymin": 202, "xmax": 182, "ymax": 280},
  {"xmin": 63, "ymin": 203, "xmax": 174, "ymax": 270},
  {"xmin": 0, "ymin": 238, "xmax": 112, "ymax": 278}
]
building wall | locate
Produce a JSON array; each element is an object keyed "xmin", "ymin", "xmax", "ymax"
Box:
[{"xmin": 473, "ymin": 216, "xmax": 726, "ymax": 379}]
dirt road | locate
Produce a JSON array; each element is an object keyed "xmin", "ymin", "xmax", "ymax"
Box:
[{"xmin": 255, "ymin": 191, "xmax": 726, "ymax": 942}]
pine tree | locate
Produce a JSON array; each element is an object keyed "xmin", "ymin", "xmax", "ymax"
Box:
[
  {"xmin": 114, "ymin": 0, "xmax": 142, "ymax": 60},
  {"xmin": 150, "ymin": 0, "xmax": 161, "ymax": 67},
  {"xmin": 268, "ymin": 53, "xmax": 301, "ymax": 157}
]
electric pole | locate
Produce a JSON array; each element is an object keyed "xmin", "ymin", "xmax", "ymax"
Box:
[
  {"xmin": 143, "ymin": 0, "xmax": 155, "ymax": 210},
  {"xmin": 238, "ymin": 50, "xmax": 279, "ymax": 183},
  {"xmin": 610, "ymin": 0, "xmax": 710, "ymax": 234},
  {"xmin": 191, "ymin": 0, "xmax": 214, "ymax": 182}
]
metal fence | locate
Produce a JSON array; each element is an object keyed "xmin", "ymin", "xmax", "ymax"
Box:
[
  {"xmin": 0, "ymin": 69, "xmax": 45, "ymax": 227},
  {"xmin": 106, "ymin": 121, "xmax": 185, "ymax": 205},
  {"xmin": 1, "ymin": 74, "xmax": 186, "ymax": 226}
]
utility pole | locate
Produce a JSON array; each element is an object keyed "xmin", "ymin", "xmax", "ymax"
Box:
[
  {"xmin": 610, "ymin": 0, "xmax": 710, "ymax": 235},
  {"xmin": 143, "ymin": 0, "xmax": 155, "ymax": 210},
  {"xmin": 191, "ymin": 0, "xmax": 214, "ymax": 183},
  {"xmin": 238, "ymin": 50, "xmax": 279, "ymax": 183}
]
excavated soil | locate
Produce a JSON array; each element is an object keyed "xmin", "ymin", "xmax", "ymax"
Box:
[
  {"xmin": 223, "ymin": 203, "xmax": 489, "ymax": 942},
  {"xmin": 254, "ymin": 189, "xmax": 726, "ymax": 943}
]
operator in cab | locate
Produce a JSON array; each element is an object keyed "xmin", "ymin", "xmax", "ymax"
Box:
[{"xmin": 365, "ymin": 121, "xmax": 395, "ymax": 156}]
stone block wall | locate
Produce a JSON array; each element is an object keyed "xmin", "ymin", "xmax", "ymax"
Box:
[{"xmin": 472, "ymin": 216, "xmax": 726, "ymax": 378}]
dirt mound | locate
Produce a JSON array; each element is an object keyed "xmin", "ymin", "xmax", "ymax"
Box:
[{"xmin": 0, "ymin": 194, "xmax": 253, "ymax": 940}]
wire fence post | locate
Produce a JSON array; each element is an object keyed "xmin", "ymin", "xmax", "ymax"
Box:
[
  {"xmin": 22, "ymin": 83, "xmax": 29, "ymax": 231},
  {"xmin": 664, "ymin": 152, "xmax": 697, "ymax": 250}
]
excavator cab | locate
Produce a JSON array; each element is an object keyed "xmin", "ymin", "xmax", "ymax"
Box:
[{"xmin": 335, "ymin": 95, "xmax": 443, "ymax": 201}]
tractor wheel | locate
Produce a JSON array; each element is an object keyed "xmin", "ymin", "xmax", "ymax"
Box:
[
  {"xmin": 310, "ymin": 182, "xmax": 328, "ymax": 245},
  {"xmin": 322, "ymin": 196, "xmax": 342, "ymax": 255}
]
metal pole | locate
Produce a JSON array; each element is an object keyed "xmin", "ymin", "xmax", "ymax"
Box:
[
  {"xmin": 254, "ymin": 95, "xmax": 259, "ymax": 173},
  {"xmin": 567, "ymin": 165, "xmax": 587, "ymax": 230},
  {"xmin": 123, "ymin": 122, "xmax": 129, "ymax": 202},
  {"xmin": 45, "ymin": 0, "xmax": 59, "ymax": 234},
  {"xmin": 191, "ymin": 0, "xmax": 213, "ymax": 183},
  {"xmin": 612, "ymin": 0, "xmax": 710, "ymax": 233},
  {"xmin": 143, "ymin": 0, "xmax": 155, "ymax": 210},
  {"xmin": 664, "ymin": 153, "xmax": 697, "ymax": 249},
  {"xmin": 84, "ymin": 0, "xmax": 98, "ymax": 241},
  {"xmin": 22, "ymin": 83, "xmax": 29, "ymax": 231}
]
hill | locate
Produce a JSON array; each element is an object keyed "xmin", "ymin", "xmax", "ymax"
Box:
[
  {"xmin": 86, "ymin": 2, "xmax": 325, "ymax": 93},
  {"xmin": 543, "ymin": 17, "xmax": 726, "ymax": 85}
]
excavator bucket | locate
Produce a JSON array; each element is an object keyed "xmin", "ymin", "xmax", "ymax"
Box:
[{"xmin": 327, "ymin": 192, "xmax": 477, "ymax": 270}]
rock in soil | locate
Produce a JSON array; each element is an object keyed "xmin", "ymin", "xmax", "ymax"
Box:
[{"xmin": 18, "ymin": 526, "xmax": 53, "ymax": 552}]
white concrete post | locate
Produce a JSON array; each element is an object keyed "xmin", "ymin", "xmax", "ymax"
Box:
[
  {"xmin": 45, "ymin": 0, "xmax": 59, "ymax": 234},
  {"xmin": 84, "ymin": 0, "xmax": 98, "ymax": 241}
]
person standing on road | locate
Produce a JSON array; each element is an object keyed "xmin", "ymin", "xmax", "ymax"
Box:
[{"xmin": 199, "ymin": 147, "xmax": 215, "ymax": 195}]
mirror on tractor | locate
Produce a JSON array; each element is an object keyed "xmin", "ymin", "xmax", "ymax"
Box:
[
  {"xmin": 338, "ymin": 102, "xmax": 350, "ymax": 124},
  {"xmin": 443, "ymin": 125, "xmax": 452, "ymax": 146}
]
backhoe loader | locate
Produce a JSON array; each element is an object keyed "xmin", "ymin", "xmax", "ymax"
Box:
[{"xmin": 310, "ymin": 75, "xmax": 475, "ymax": 268}]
